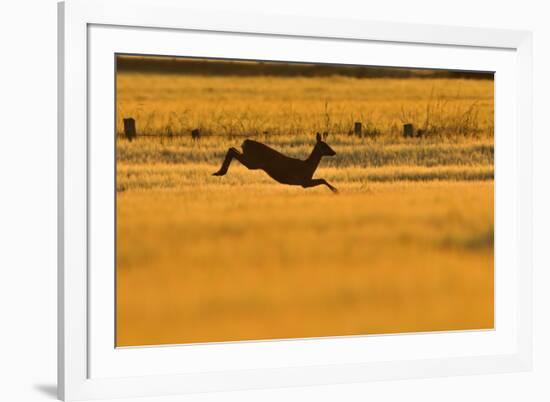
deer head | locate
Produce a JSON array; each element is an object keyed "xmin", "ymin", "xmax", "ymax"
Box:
[{"xmin": 315, "ymin": 132, "xmax": 336, "ymax": 157}]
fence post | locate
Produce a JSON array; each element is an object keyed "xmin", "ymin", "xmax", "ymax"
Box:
[
  {"xmin": 403, "ymin": 123, "xmax": 414, "ymax": 138},
  {"xmin": 123, "ymin": 118, "xmax": 137, "ymax": 141},
  {"xmin": 354, "ymin": 122, "xmax": 362, "ymax": 137}
]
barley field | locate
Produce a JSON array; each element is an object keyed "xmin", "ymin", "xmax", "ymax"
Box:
[{"xmin": 116, "ymin": 59, "xmax": 494, "ymax": 347}]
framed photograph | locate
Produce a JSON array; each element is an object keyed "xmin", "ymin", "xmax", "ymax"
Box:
[{"xmin": 58, "ymin": 0, "xmax": 533, "ymax": 400}]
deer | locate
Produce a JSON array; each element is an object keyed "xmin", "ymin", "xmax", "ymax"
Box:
[{"xmin": 212, "ymin": 133, "xmax": 338, "ymax": 193}]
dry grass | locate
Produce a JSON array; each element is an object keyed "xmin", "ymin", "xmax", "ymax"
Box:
[
  {"xmin": 116, "ymin": 74, "xmax": 493, "ymax": 138},
  {"xmin": 117, "ymin": 163, "xmax": 493, "ymax": 192}
]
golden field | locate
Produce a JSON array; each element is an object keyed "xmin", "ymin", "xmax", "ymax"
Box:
[
  {"xmin": 116, "ymin": 68, "xmax": 494, "ymax": 347},
  {"xmin": 116, "ymin": 74, "xmax": 493, "ymax": 138}
]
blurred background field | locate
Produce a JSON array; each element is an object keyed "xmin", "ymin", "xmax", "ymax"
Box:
[{"xmin": 115, "ymin": 56, "xmax": 494, "ymax": 347}]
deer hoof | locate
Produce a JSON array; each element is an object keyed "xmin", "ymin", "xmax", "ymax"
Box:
[{"xmin": 212, "ymin": 170, "xmax": 225, "ymax": 176}]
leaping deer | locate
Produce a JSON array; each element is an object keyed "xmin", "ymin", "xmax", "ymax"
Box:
[{"xmin": 213, "ymin": 133, "xmax": 338, "ymax": 193}]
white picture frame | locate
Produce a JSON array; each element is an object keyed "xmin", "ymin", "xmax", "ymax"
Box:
[{"xmin": 58, "ymin": 0, "xmax": 533, "ymax": 400}]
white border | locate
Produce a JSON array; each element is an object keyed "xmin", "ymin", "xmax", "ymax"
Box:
[
  {"xmin": 59, "ymin": 0, "xmax": 533, "ymax": 400},
  {"xmin": 89, "ymin": 25, "xmax": 517, "ymax": 379}
]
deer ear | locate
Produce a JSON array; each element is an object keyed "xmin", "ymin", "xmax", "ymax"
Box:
[{"xmin": 316, "ymin": 132, "xmax": 321, "ymax": 142}]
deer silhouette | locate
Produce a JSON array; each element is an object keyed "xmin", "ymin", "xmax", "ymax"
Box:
[{"xmin": 213, "ymin": 133, "xmax": 338, "ymax": 193}]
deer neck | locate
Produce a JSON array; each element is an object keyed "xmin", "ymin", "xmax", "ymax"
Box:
[{"xmin": 305, "ymin": 146, "xmax": 323, "ymax": 173}]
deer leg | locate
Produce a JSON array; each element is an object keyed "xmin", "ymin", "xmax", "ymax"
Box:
[
  {"xmin": 213, "ymin": 147, "xmax": 255, "ymax": 176},
  {"xmin": 302, "ymin": 178, "xmax": 338, "ymax": 194},
  {"xmin": 212, "ymin": 147, "xmax": 240, "ymax": 176}
]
